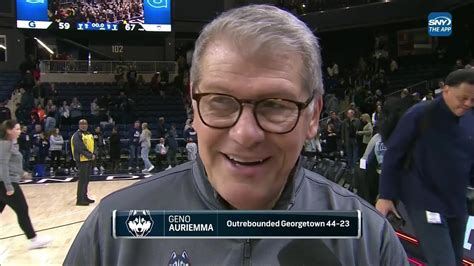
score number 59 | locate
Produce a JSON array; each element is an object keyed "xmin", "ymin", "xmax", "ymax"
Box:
[{"xmin": 59, "ymin": 22, "xmax": 71, "ymax": 30}]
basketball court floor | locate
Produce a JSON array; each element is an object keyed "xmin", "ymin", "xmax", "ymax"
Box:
[{"xmin": 0, "ymin": 176, "xmax": 140, "ymax": 265}]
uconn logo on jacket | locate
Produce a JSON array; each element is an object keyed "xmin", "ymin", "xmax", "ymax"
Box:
[{"xmin": 168, "ymin": 250, "xmax": 191, "ymax": 266}]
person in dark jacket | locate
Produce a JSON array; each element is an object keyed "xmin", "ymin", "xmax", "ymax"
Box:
[
  {"xmin": 71, "ymin": 119, "xmax": 95, "ymax": 206},
  {"xmin": 65, "ymin": 5, "xmax": 407, "ymax": 265},
  {"xmin": 156, "ymin": 116, "xmax": 168, "ymax": 139},
  {"xmin": 18, "ymin": 125, "xmax": 31, "ymax": 171},
  {"xmin": 127, "ymin": 120, "xmax": 141, "ymax": 171},
  {"xmin": 165, "ymin": 123, "xmax": 178, "ymax": 169},
  {"xmin": 376, "ymin": 69, "xmax": 474, "ymax": 266},
  {"xmin": 341, "ymin": 109, "xmax": 361, "ymax": 169},
  {"xmin": 108, "ymin": 127, "xmax": 121, "ymax": 172}
]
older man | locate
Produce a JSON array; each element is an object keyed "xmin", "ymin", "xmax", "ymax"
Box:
[
  {"xmin": 71, "ymin": 119, "xmax": 95, "ymax": 206},
  {"xmin": 65, "ymin": 5, "xmax": 407, "ymax": 265}
]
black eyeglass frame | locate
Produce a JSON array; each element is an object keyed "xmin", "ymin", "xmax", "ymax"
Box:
[{"xmin": 192, "ymin": 92, "xmax": 315, "ymax": 134}]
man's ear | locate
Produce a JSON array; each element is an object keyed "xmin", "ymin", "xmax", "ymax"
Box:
[{"xmin": 306, "ymin": 96, "xmax": 323, "ymax": 139}]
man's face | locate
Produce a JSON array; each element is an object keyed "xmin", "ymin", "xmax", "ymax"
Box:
[
  {"xmin": 193, "ymin": 39, "xmax": 321, "ymax": 210},
  {"xmin": 35, "ymin": 125, "xmax": 42, "ymax": 132},
  {"xmin": 79, "ymin": 121, "xmax": 88, "ymax": 131},
  {"xmin": 330, "ymin": 112, "xmax": 337, "ymax": 120},
  {"xmin": 347, "ymin": 110, "xmax": 354, "ymax": 119},
  {"xmin": 134, "ymin": 122, "xmax": 140, "ymax": 128},
  {"xmin": 443, "ymin": 83, "xmax": 474, "ymax": 117}
]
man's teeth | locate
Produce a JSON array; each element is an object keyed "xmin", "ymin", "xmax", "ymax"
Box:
[{"xmin": 228, "ymin": 156, "xmax": 264, "ymax": 163}]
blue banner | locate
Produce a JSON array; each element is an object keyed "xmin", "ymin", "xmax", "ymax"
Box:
[
  {"xmin": 16, "ymin": 0, "xmax": 48, "ymax": 21},
  {"xmin": 113, "ymin": 210, "xmax": 361, "ymax": 239}
]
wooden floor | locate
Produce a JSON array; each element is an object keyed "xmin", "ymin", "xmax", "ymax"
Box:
[{"xmin": 0, "ymin": 180, "xmax": 139, "ymax": 266}]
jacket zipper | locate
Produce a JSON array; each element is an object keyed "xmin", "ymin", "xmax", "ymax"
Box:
[{"xmin": 243, "ymin": 239, "xmax": 251, "ymax": 266}]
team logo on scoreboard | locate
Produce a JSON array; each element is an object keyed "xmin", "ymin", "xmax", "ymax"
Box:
[
  {"xmin": 168, "ymin": 250, "xmax": 191, "ymax": 266},
  {"xmin": 25, "ymin": 0, "xmax": 44, "ymax": 3},
  {"xmin": 28, "ymin": 21, "xmax": 36, "ymax": 28},
  {"xmin": 147, "ymin": 0, "xmax": 168, "ymax": 9},
  {"xmin": 125, "ymin": 210, "xmax": 154, "ymax": 237}
]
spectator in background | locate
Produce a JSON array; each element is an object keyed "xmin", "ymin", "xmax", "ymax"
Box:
[
  {"xmin": 92, "ymin": 126, "xmax": 106, "ymax": 172},
  {"xmin": 18, "ymin": 125, "xmax": 31, "ymax": 171},
  {"xmin": 183, "ymin": 118, "xmax": 192, "ymax": 133},
  {"xmin": 128, "ymin": 120, "xmax": 141, "ymax": 171},
  {"xmin": 31, "ymin": 124, "xmax": 43, "ymax": 164},
  {"xmin": 44, "ymin": 112, "xmax": 56, "ymax": 134},
  {"xmin": 154, "ymin": 137, "xmax": 167, "ymax": 170},
  {"xmin": 165, "ymin": 124, "xmax": 178, "ymax": 169},
  {"xmin": 183, "ymin": 120, "xmax": 197, "ymax": 143},
  {"xmin": 327, "ymin": 61, "xmax": 339, "ymax": 77},
  {"xmin": 390, "ymin": 58, "xmax": 398, "ymax": 72},
  {"xmin": 356, "ymin": 113, "xmax": 373, "ymax": 159},
  {"xmin": 341, "ymin": 109, "xmax": 361, "ymax": 169},
  {"xmin": 108, "ymin": 127, "xmax": 121, "ymax": 172},
  {"xmin": 70, "ymin": 97, "xmax": 83, "ymax": 124},
  {"xmin": 49, "ymin": 83, "xmax": 59, "ymax": 104},
  {"xmin": 15, "ymin": 103, "xmax": 27, "ymax": 124},
  {"xmin": 453, "ymin": 59, "xmax": 464, "ymax": 71},
  {"xmin": 326, "ymin": 111, "xmax": 342, "ymax": 135},
  {"xmin": 156, "ymin": 116, "xmax": 167, "ymax": 139},
  {"xmin": 36, "ymin": 133, "xmax": 49, "ymax": 165},
  {"xmin": 0, "ymin": 100, "xmax": 11, "ymax": 123},
  {"xmin": 33, "ymin": 104, "xmax": 46, "ymax": 123},
  {"xmin": 423, "ymin": 92, "xmax": 434, "ymax": 101},
  {"xmin": 324, "ymin": 94, "xmax": 339, "ymax": 115},
  {"xmin": 322, "ymin": 123, "xmax": 339, "ymax": 157},
  {"xmin": 139, "ymin": 122, "xmax": 154, "ymax": 173},
  {"xmin": 186, "ymin": 138, "xmax": 198, "ymax": 161},
  {"xmin": 372, "ymin": 104, "xmax": 382, "ymax": 128},
  {"xmin": 45, "ymin": 99, "xmax": 56, "ymax": 116},
  {"xmin": 49, "ymin": 128, "xmax": 63, "ymax": 172},
  {"xmin": 435, "ymin": 81, "xmax": 444, "ymax": 96},
  {"xmin": 59, "ymin": 100, "xmax": 70, "ymax": 125},
  {"xmin": 90, "ymin": 98, "xmax": 100, "ymax": 125},
  {"xmin": 126, "ymin": 65, "xmax": 138, "ymax": 93}
]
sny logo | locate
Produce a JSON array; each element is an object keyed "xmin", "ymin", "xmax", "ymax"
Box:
[
  {"xmin": 25, "ymin": 0, "xmax": 44, "ymax": 3},
  {"xmin": 168, "ymin": 250, "xmax": 191, "ymax": 266},
  {"xmin": 428, "ymin": 12, "xmax": 452, "ymax": 37},
  {"xmin": 147, "ymin": 0, "xmax": 168, "ymax": 9},
  {"xmin": 125, "ymin": 210, "xmax": 154, "ymax": 237}
]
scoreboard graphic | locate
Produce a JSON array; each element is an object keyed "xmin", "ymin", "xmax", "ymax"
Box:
[{"xmin": 16, "ymin": 0, "xmax": 172, "ymax": 32}]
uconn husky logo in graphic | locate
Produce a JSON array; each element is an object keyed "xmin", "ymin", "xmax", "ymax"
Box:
[
  {"xmin": 168, "ymin": 251, "xmax": 191, "ymax": 266},
  {"xmin": 125, "ymin": 210, "xmax": 154, "ymax": 237},
  {"xmin": 25, "ymin": 0, "xmax": 44, "ymax": 3},
  {"xmin": 147, "ymin": 0, "xmax": 168, "ymax": 8}
]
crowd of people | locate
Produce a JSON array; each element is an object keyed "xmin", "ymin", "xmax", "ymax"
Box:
[{"xmin": 49, "ymin": 0, "xmax": 144, "ymax": 24}]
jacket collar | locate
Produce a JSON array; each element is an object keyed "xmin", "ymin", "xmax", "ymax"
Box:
[{"xmin": 192, "ymin": 155, "xmax": 304, "ymax": 210}]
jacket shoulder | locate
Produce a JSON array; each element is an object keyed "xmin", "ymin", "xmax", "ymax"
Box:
[
  {"xmin": 98, "ymin": 162, "xmax": 195, "ymax": 211},
  {"xmin": 300, "ymin": 169, "xmax": 385, "ymax": 221}
]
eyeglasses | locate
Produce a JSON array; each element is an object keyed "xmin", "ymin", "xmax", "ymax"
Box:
[{"xmin": 192, "ymin": 92, "xmax": 314, "ymax": 134}]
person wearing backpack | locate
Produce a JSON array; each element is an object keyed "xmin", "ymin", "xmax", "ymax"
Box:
[{"xmin": 376, "ymin": 69, "xmax": 474, "ymax": 266}]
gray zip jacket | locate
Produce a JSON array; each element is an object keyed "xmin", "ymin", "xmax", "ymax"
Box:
[
  {"xmin": 64, "ymin": 157, "xmax": 408, "ymax": 266},
  {"xmin": 0, "ymin": 140, "xmax": 24, "ymax": 192}
]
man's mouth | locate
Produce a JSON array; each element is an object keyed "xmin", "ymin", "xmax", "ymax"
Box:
[{"xmin": 223, "ymin": 153, "xmax": 270, "ymax": 166}]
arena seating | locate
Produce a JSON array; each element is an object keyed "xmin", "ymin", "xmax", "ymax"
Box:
[{"xmin": 0, "ymin": 72, "xmax": 20, "ymax": 100}]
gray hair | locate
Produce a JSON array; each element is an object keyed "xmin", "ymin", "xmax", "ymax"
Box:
[{"xmin": 190, "ymin": 4, "xmax": 324, "ymax": 98}]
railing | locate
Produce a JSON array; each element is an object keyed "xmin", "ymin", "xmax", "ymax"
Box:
[{"xmin": 39, "ymin": 60, "xmax": 178, "ymax": 74}]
